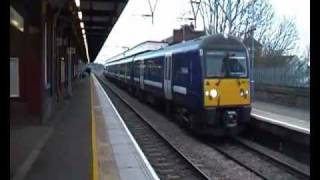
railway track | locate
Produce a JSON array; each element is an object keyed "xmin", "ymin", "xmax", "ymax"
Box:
[
  {"xmin": 97, "ymin": 77, "xmax": 211, "ymax": 180},
  {"xmin": 232, "ymin": 137, "xmax": 309, "ymax": 178},
  {"xmin": 97, "ymin": 75, "xmax": 309, "ymax": 180},
  {"xmin": 206, "ymin": 138, "xmax": 309, "ymax": 180}
]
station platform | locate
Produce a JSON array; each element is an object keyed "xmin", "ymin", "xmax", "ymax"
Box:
[
  {"xmin": 12, "ymin": 77, "xmax": 92, "ymax": 180},
  {"xmin": 251, "ymin": 101, "xmax": 310, "ymax": 134},
  {"xmin": 10, "ymin": 75, "xmax": 159, "ymax": 180},
  {"xmin": 91, "ymin": 74, "xmax": 159, "ymax": 180}
]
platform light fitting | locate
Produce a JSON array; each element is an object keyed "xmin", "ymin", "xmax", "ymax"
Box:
[
  {"xmin": 75, "ymin": 0, "xmax": 80, "ymax": 8},
  {"xmin": 80, "ymin": 22, "xmax": 84, "ymax": 29},
  {"xmin": 78, "ymin": 11, "xmax": 82, "ymax": 20},
  {"xmin": 11, "ymin": 19, "xmax": 24, "ymax": 32},
  {"xmin": 11, "ymin": 19, "xmax": 19, "ymax": 27},
  {"xmin": 10, "ymin": 6, "xmax": 24, "ymax": 32},
  {"xmin": 82, "ymin": 29, "xmax": 85, "ymax": 34}
]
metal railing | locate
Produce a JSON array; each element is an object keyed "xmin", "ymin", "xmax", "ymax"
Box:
[{"xmin": 253, "ymin": 66, "xmax": 310, "ymax": 88}]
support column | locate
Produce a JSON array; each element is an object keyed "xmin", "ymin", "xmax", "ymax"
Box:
[{"xmin": 67, "ymin": 47, "xmax": 73, "ymax": 96}]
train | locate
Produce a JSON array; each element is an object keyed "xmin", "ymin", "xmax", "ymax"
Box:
[{"xmin": 104, "ymin": 34, "xmax": 251, "ymax": 136}]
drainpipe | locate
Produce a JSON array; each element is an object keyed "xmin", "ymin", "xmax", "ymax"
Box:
[
  {"xmin": 41, "ymin": 1, "xmax": 47, "ymax": 123},
  {"xmin": 52, "ymin": 0, "xmax": 68, "ymax": 102},
  {"xmin": 67, "ymin": 42, "xmax": 72, "ymax": 97}
]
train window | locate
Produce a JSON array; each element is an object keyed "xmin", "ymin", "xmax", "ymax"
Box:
[
  {"xmin": 174, "ymin": 58, "xmax": 189, "ymax": 84},
  {"xmin": 134, "ymin": 61, "xmax": 139, "ymax": 78},
  {"xmin": 146, "ymin": 58, "xmax": 162, "ymax": 82},
  {"xmin": 205, "ymin": 55, "xmax": 224, "ymax": 77},
  {"xmin": 146, "ymin": 60, "xmax": 151, "ymax": 78},
  {"xmin": 181, "ymin": 67, "xmax": 188, "ymax": 74},
  {"xmin": 205, "ymin": 51, "xmax": 247, "ymax": 78},
  {"xmin": 169, "ymin": 56, "xmax": 172, "ymax": 79},
  {"xmin": 227, "ymin": 56, "xmax": 247, "ymax": 77}
]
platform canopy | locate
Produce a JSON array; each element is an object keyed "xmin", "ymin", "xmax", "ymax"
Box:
[{"xmin": 79, "ymin": 0, "xmax": 128, "ymax": 62}]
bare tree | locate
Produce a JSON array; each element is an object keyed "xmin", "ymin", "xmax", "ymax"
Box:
[
  {"xmin": 186, "ymin": 0, "xmax": 298, "ymax": 56},
  {"xmin": 198, "ymin": 0, "xmax": 260, "ymax": 37},
  {"xmin": 262, "ymin": 17, "xmax": 299, "ymax": 56},
  {"xmin": 306, "ymin": 45, "xmax": 310, "ymax": 65},
  {"xmin": 300, "ymin": 44, "xmax": 310, "ymax": 62}
]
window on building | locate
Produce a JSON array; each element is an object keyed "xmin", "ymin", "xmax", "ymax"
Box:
[{"xmin": 10, "ymin": 57, "xmax": 19, "ymax": 97}]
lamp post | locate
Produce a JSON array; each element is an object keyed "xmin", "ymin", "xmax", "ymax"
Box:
[
  {"xmin": 190, "ymin": 0, "xmax": 201, "ymax": 28},
  {"xmin": 228, "ymin": 0, "xmax": 231, "ymax": 34},
  {"xmin": 250, "ymin": 0, "xmax": 256, "ymax": 102},
  {"xmin": 250, "ymin": 26, "xmax": 256, "ymax": 102}
]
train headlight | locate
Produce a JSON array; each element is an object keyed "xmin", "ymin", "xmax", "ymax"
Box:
[
  {"xmin": 209, "ymin": 89, "xmax": 218, "ymax": 98},
  {"xmin": 205, "ymin": 91, "xmax": 209, "ymax": 96},
  {"xmin": 240, "ymin": 89, "xmax": 249, "ymax": 97}
]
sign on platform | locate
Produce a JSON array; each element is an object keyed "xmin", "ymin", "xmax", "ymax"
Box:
[
  {"xmin": 57, "ymin": 38, "xmax": 63, "ymax": 46},
  {"xmin": 68, "ymin": 47, "xmax": 76, "ymax": 54},
  {"xmin": 61, "ymin": 61, "xmax": 65, "ymax": 83}
]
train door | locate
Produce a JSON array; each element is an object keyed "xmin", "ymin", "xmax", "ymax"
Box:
[
  {"xmin": 139, "ymin": 60, "xmax": 144, "ymax": 90},
  {"xmin": 125, "ymin": 63, "xmax": 128, "ymax": 83},
  {"xmin": 164, "ymin": 54, "xmax": 172, "ymax": 100}
]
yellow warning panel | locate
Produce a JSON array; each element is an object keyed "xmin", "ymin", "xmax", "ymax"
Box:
[{"xmin": 204, "ymin": 78, "xmax": 250, "ymax": 107}]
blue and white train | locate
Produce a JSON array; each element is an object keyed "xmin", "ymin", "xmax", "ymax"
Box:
[{"xmin": 104, "ymin": 34, "xmax": 252, "ymax": 136}]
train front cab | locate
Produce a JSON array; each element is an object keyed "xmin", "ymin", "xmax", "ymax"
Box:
[{"xmin": 198, "ymin": 49, "xmax": 251, "ymax": 136}]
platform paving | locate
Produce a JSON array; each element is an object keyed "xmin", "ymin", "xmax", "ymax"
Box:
[
  {"xmin": 19, "ymin": 77, "xmax": 92, "ymax": 180},
  {"xmin": 252, "ymin": 101, "xmax": 310, "ymax": 134},
  {"xmin": 91, "ymin": 74, "xmax": 159, "ymax": 180},
  {"xmin": 10, "ymin": 126, "xmax": 52, "ymax": 179}
]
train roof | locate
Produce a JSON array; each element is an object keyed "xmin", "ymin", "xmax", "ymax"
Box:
[
  {"xmin": 133, "ymin": 37, "xmax": 203, "ymax": 60},
  {"xmin": 106, "ymin": 34, "xmax": 247, "ymax": 65},
  {"xmin": 133, "ymin": 34, "xmax": 247, "ymax": 60}
]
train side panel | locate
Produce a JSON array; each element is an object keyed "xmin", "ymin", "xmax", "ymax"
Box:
[
  {"xmin": 143, "ymin": 56, "xmax": 165, "ymax": 99},
  {"xmin": 171, "ymin": 50, "xmax": 203, "ymax": 111}
]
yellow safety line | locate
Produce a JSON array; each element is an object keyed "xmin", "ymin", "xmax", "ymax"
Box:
[{"xmin": 90, "ymin": 77, "xmax": 99, "ymax": 180}]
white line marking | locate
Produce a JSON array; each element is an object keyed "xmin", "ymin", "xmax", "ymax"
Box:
[
  {"xmin": 92, "ymin": 75, "xmax": 160, "ymax": 180},
  {"xmin": 251, "ymin": 112, "xmax": 310, "ymax": 134},
  {"xmin": 12, "ymin": 128, "xmax": 53, "ymax": 180},
  {"xmin": 173, "ymin": 85, "xmax": 187, "ymax": 95},
  {"xmin": 144, "ymin": 80, "xmax": 162, "ymax": 88}
]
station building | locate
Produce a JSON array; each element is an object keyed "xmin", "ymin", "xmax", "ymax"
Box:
[{"xmin": 10, "ymin": 0, "xmax": 127, "ymax": 125}]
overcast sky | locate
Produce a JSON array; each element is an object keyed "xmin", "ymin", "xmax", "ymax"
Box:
[{"xmin": 93, "ymin": 0, "xmax": 309, "ymax": 64}]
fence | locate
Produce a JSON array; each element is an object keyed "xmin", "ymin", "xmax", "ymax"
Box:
[{"xmin": 253, "ymin": 66, "xmax": 310, "ymax": 88}]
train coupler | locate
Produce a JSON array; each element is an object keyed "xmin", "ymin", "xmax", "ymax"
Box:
[{"xmin": 224, "ymin": 111, "xmax": 238, "ymax": 128}]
